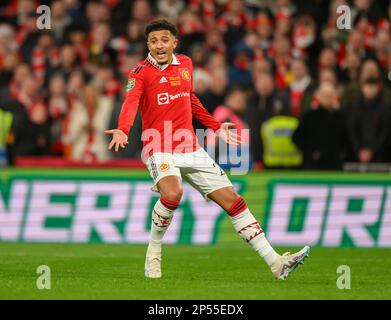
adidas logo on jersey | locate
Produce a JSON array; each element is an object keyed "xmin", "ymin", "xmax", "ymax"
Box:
[{"xmin": 160, "ymin": 76, "xmax": 168, "ymax": 83}]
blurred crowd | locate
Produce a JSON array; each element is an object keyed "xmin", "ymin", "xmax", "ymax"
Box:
[{"xmin": 0, "ymin": 0, "xmax": 391, "ymax": 170}]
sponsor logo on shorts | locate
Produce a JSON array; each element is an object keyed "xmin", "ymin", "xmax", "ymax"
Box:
[{"xmin": 159, "ymin": 163, "xmax": 170, "ymax": 171}]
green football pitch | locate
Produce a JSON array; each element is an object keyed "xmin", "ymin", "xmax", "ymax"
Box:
[{"xmin": 0, "ymin": 243, "xmax": 390, "ymax": 300}]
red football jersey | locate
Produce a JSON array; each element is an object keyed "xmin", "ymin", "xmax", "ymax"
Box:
[{"xmin": 118, "ymin": 53, "xmax": 221, "ymax": 157}]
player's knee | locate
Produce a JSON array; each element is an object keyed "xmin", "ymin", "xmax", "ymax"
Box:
[{"xmin": 161, "ymin": 186, "xmax": 183, "ymax": 202}]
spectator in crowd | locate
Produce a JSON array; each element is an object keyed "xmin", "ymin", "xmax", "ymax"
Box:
[
  {"xmin": 252, "ymin": 58, "xmax": 273, "ymax": 77},
  {"xmin": 228, "ymin": 43, "xmax": 254, "ymax": 88},
  {"xmin": 62, "ymin": 69, "xmax": 86, "ymax": 157},
  {"xmin": 125, "ymin": 20, "xmax": 147, "ymax": 55},
  {"xmin": 0, "ymin": 51, "xmax": 18, "ymax": 101},
  {"xmin": 342, "ymin": 59, "xmax": 391, "ymax": 111},
  {"xmin": 24, "ymin": 99, "xmax": 51, "ymax": 156},
  {"xmin": 67, "ymin": 69, "xmax": 86, "ymax": 101},
  {"xmin": 85, "ymin": 1, "xmax": 110, "ymax": 27},
  {"xmin": 318, "ymin": 47, "xmax": 338, "ymax": 73},
  {"xmin": 254, "ymin": 12, "xmax": 273, "ymax": 53},
  {"xmin": 274, "ymin": 8, "xmax": 293, "ymax": 37},
  {"xmin": 193, "ymin": 68, "xmax": 211, "ymax": 96},
  {"xmin": 0, "ymin": 23, "xmax": 18, "ymax": 70},
  {"xmin": 198, "ymin": 67, "xmax": 228, "ymax": 116},
  {"xmin": 270, "ymin": 0, "xmax": 296, "ymax": 18},
  {"xmin": 157, "ymin": 0, "xmax": 185, "ymax": 22},
  {"xmin": 374, "ymin": 28, "xmax": 391, "ymax": 76},
  {"xmin": 212, "ymin": 86, "xmax": 249, "ymax": 135},
  {"xmin": 209, "ymin": 86, "xmax": 250, "ymax": 169},
  {"xmin": 188, "ymin": 0, "xmax": 217, "ymax": 29},
  {"xmin": 189, "ymin": 43, "xmax": 207, "ymax": 69},
  {"xmin": 110, "ymin": 20, "xmax": 146, "ymax": 72},
  {"xmin": 242, "ymin": 31, "xmax": 262, "ymax": 60},
  {"xmin": 66, "ymin": 27, "xmax": 89, "ymax": 66},
  {"xmin": 119, "ymin": 50, "xmax": 143, "ymax": 79},
  {"xmin": 217, "ymin": 0, "xmax": 253, "ymax": 58},
  {"xmin": 319, "ymin": 67, "xmax": 339, "ymax": 88},
  {"xmin": 50, "ymin": 0, "xmax": 73, "ymax": 42},
  {"xmin": 204, "ymin": 27, "xmax": 226, "ymax": 56},
  {"xmin": 46, "ymin": 43, "xmax": 78, "ymax": 85},
  {"xmin": 63, "ymin": 0, "xmax": 84, "ymax": 24},
  {"xmin": 345, "ymin": 30, "xmax": 367, "ymax": 63},
  {"xmin": 342, "ymin": 51, "xmax": 361, "ymax": 86},
  {"xmin": 14, "ymin": 75, "xmax": 45, "ymax": 121},
  {"xmin": 246, "ymin": 72, "xmax": 290, "ymax": 168},
  {"xmin": 0, "ymin": 107, "xmax": 13, "ymax": 166},
  {"xmin": 287, "ymin": 58, "xmax": 315, "ymax": 117},
  {"xmin": 0, "ymin": 96, "xmax": 26, "ymax": 161},
  {"xmin": 17, "ymin": 13, "xmax": 41, "ymax": 64},
  {"xmin": 93, "ymin": 63, "xmax": 121, "ymax": 103},
  {"xmin": 131, "ymin": 0, "xmax": 154, "ymax": 29},
  {"xmin": 301, "ymin": 67, "xmax": 341, "ymax": 113},
  {"xmin": 207, "ymin": 52, "xmax": 227, "ymax": 71},
  {"xmin": 3, "ymin": 92, "xmax": 51, "ymax": 158},
  {"xmin": 88, "ymin": 22, "xmax": 117, "ymax": 73},
  {"xmin": 11, "ymin": 73, "xmax": 51, "ymax": 157},
  {"xmin": 177, "ymin": 8, "xmax": 205, "ymax": 53},
  {"xmin": 46, "ymin": 73, "xmax": 70, "ymax": 155},
  {"xmin": 195, "ymin": 65, "xmax": 228, "ymax": 131},
  {"xmin": 292, "ymin": 15, "xmax": 320, "ymax": 73},
  {"xmin": 31, "ymin": 32, "xmax": 60, "ymax": 86},
  {"xmin": 270, "ymin": 34, "xmax": 292, "ymax": 89},
  {"xmin": 260, "ymin": 113, "xmax": 302, "ymax": 169},
  {"xmin": 6, "ymin": 63, "xmax": 31, "ymax": 100},
  {"xmin": 347, "ymin": 76, "xmax": 390, "ymax": 163},
  {"xmin": 292, "ymin": 82, "xmax": 347, "ymax": 170},
  {"xmin": 63, "ymin": 84, "xmax": 113, "ymax": 162}
]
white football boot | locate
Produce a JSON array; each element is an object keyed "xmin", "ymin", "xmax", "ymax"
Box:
[
  {"xmin": 144, "ymin": 246, "xmax": 162, "ymax": 278},
  {"xmin": 271, "ymin": 246, "xmax": 311, "ymax": 280}
]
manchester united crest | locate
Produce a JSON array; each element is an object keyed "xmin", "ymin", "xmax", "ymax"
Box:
[
  {"xmin": 179, "ymin": 68, "xmax": 191, "ymax": 81},
  {"xmin": 159, "ymin": 163, "xmax": 170, "ymax": 171}
]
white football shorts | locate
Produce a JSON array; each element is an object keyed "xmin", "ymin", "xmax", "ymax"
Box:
[{"xmin": 145, "ymin": 148, "xmax": 233, "ymax": 200}]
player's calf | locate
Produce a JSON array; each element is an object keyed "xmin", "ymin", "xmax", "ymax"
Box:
[
  {"xmin": 145, "ymin": 196, "xmax": 179, "ymax": 278},
  {"xmin": 227, "ymin": 196, "xmax": 279, "ymax": 267}
]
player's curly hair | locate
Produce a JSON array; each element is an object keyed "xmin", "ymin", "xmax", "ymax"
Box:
[{"xmin": 144, "ymin": 19, "xmax": 178, "ymax": 38}]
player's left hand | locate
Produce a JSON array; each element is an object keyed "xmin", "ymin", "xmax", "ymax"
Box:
[
  {"xmin": 217, "ymin": 122, "xmax": 241, "ymax": 146},
  {"xmin": 104, "ymin": 129, "xmax": 129, "ymax": 152}
]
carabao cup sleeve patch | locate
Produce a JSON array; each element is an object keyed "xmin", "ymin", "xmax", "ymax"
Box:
[{"xmin": 126, "ymin": 78, "xmax": 136, "ymax": 91}]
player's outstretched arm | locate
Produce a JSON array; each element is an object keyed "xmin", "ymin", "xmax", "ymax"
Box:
[
  {"xmin": 104, "ymin": 129, "xmax": 128, "ymax": 152},
  {"xmin": 217, "ymin": 122, "xmax": 241, "ymax": 146}
]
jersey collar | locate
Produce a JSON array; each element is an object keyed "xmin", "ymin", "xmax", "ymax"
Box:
[{"xmin": 147, "ymin": 53, "xmax": 180, "ymax": 71}]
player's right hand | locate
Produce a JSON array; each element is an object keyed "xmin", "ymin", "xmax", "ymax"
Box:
[{"xmin": 104, "ymin": 129, "xmax": 129, "ymax": 152}]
